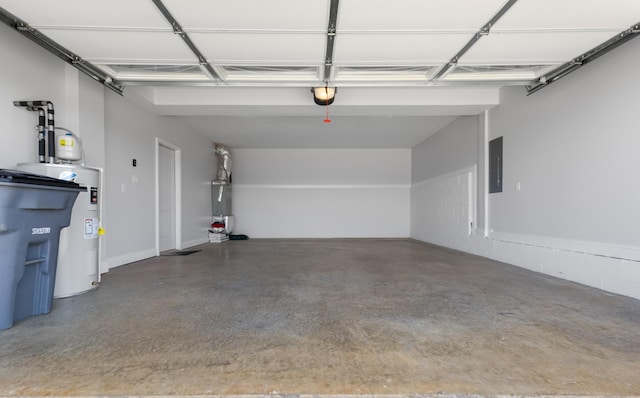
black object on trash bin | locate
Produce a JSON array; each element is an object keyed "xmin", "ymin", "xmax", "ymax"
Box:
[{"xmin": 0, "ymin": 169, "xmax": 84, "ymax": 330}]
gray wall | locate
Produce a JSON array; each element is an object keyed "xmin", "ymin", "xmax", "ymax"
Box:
[
  {"xmin": 0, "ymin": 23, "xmax": 76, "ymax": 168},
  {"xmin": 410, "ymin": 36, "xmax": 640, "ymax": 299},
  {"xmin": 411, "ymin": 116, "xmax": 478, "ymax": 183},
  {"xmin": 233, "ymin": 148, "xmax": 411, "ymax": 238},
  {"xmin": 103, "ymin": 91, "xmax": 215, "ymax": 267},
  {"xmin": 0, "ymin": 23, "xmax": 108, "ymax": 269},
  {"xmin": 488, "ymin": 39, "xmax": 640, "ymax": 247}
]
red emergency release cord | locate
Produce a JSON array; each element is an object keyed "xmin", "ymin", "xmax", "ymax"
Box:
[{"xmin": 323, "ymin": 89, "xmax": 331, "ymax": 123}]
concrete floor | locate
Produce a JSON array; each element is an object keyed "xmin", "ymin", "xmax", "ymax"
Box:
[{"xmin": 1, "ymin": 238, "xmax": 639, "ymax": 396}]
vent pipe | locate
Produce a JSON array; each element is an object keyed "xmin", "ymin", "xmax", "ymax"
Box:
[
  {"xmin": 213, "ymin": 143, "xmax": 232, "ymax": 184},
  {"xmin": 14, "ymin": 100, "xmax": 55, "ymax": 163},
  {"xmin": 211, "ymin": 143, "xmax": 233, "ymax": 227},
  {"xmin": 29, "ymin": 107, "xmax": 46, "ymax": 163}
]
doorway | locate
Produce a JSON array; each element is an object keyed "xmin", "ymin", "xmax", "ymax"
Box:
[{"xmin": 155, "ymin": 138, "xmax": 181, "ymax": 255}]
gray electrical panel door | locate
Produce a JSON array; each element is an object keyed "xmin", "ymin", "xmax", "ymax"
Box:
[{"xmin": 489, "ymin": 137, "xmax": 503, "ymax": 193}]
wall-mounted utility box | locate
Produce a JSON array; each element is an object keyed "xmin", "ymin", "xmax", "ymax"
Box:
[{"xmin": 489, "ymin": 136, "xmax": 503, "ymax": 193}]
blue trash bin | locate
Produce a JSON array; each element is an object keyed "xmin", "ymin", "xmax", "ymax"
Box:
[{"xmin": 0, "ymin": 169, "xmax": 84, "ymax": 330}]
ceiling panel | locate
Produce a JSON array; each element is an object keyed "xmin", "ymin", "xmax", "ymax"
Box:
[
  {"xmin": 220, "ymin": 66, "xmax": 321, "ymax": 83},
  {"xmin": 0, "ymin": 0, "xmax": 168, "ymax": 29},
  {"xmin": 38, "ymin": 29, "xmax": 196, "ymax": 63},
  {"xmin": 335, "ymin": 66, "xmax": 437, "ymax": 82},
  {"xmin": 334, "ymin": 33, "xmax": 472, "ymax": 64},
  {"xmin": 460, "ymin": 31, "xmax": 619, "ymax": 64},
  {"xmin": 164, "ymin": 0, "xmax": 329, "ymax": 31},
  {"xmin": 96, "ymin": 64, "xmax": 209, "ymax": 81},
  {"xmin": 2, "ymin": 0, "xmax": 639, "ymax": 150},
  {"xmin": 190, "ymin": 33, "xmax": 326, "ymax": 64},
  {"xmin": 338, "ymin": 0, "xmax": 508, "ymax": 31},
  {"xmin": 494, "ymin": 0, "xmax": 640, "ymax": 31},
  {"xmin": 443, "ymin": 64, "xmax": 558, "ymax": 82},
  {"xmin": 179, "ymin": 115, "xmax": 459, "ymax": 148}
]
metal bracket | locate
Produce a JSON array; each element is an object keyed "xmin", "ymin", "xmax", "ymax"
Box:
[
  {"xmin": 0, "ymin": 6, "xmax": 125, "ymax": 95},
  {"xmin": 322, "ymin": 0, "xmax": 340, "ymax": 83},
  {"xmin": 432, "ymin": 0, "xmax": 519, "ymax": 81},
  {"xmin": 151, "ymin": 0, "xmax": 222, "ymax": 83},
  {"xmin": 526, "ymin": 22, "xmax": 640, "ymax": 95}
]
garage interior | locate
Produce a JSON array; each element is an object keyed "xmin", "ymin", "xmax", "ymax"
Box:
[{"xmin": 0, "ymin": 0, "xmax": 639, "ymax": 396}]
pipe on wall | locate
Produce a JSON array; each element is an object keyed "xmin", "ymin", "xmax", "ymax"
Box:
[
  {"xmin": 24, "ymin": 106, "xmax": 46, "ymax": 163},
  {"xmin": 14, "ymin": 100, "xmax": 55, "ymax": 163},
  {"xmin": 213, "ymin": 143, "xmax": 232, "ymax": 184}
]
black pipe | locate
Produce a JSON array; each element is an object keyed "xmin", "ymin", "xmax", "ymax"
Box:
[
  {"xmin": 26, "ymin": 107, "xmax": 46, "ymax": 163},
  {"xmin": 14, "ymin": 100, "xmax": 55, "ymax": 163}
]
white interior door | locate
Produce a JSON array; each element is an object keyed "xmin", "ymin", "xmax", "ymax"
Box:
[{"xmin": 158, "ymin": 143, "xmax": 176, "ymax": 252}]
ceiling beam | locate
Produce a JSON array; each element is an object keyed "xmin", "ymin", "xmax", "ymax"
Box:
[
  {"xmin": 0, "ymin": 6, "xmax": 125, "ymax": 95},
  {"xmin": 432, "ymin": 0, "xmax": 519, "ymax": 81},
  {"xmin": 526, "ymin": 21, "xmax": 640, "ymax": 95},
  {"xmin": 150, "ymin": 0, "xmax": 222, "ymax": 82},
  {"xmin": 323, "ymin": 0, "xmax": 340, "ymax": 83}
]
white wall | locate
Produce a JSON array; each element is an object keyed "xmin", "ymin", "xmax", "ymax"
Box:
[
  {"xmin": 233, "ymin": 148, "xmax": 411, "ymax": 238},
  {"xmin": 482, "ymin": 38, "xmax": 640, "ymax": 299},
  {"xmin": 103, "ymin": 91, "xmax": 215, "ymax": 268},
  {"xmin": 0, "ymin": 24, "xmax": 108, "ymax": 270},
  {"xmin": 411, "ymin": 38, "xmax": 640, "ymax": 300},
  {"xmin": 412, "ymin": 116, "xmax": 478, "ymax": 182},
  {"xmin": 489, "ymin": 75, "xmax": 639, "ymax": 248},
  {"xmin": 411, "ymin": 116, "xmax": 479, "ymax": 252},
  {"xmin": 0, "ymin": 23, "xmax": 90, "ymax": 169},
  {"xmin": 411, "ymin": 169, "xmax": 474, "ymax": 251},
  {"xmin": 1, "ymin": 23, "xmax": 215, "ymax": 271}
]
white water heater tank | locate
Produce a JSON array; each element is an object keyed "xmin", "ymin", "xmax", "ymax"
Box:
[
  {"xmin": 56, "ymin": 133, "xmax": 82, "ymax": 161},
  {"xmin": 17, "ymin": 163, "xmax": 100, "ymax": 297}
]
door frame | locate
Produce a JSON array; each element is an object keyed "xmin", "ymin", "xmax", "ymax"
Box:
[{"xmin": 155, "ymin": 138, "xmax": 182, "ymax": 255}]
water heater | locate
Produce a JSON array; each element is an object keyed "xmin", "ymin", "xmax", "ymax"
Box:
[{"xmin": 17, "ymin": 163, "xmax": 100, "ymax": 297}]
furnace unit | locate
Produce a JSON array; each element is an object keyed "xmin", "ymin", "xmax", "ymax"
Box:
[{"xmin": 210, "ymin": 143, "xmax": 233, "ymax": 242}]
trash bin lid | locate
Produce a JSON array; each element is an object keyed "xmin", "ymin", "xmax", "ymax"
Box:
[{"xmin": 0, "ymin": 168, "xmax": 83, "ymax": 189}]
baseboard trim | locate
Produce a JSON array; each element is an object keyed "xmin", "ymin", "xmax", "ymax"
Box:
[
  {"xmin": 489, "ymin": 231, "xmax": 640, "ymax": 263},
  {"xmin": 103, "ymin": 248, "xmax": 157, "ymax": 271},
  {"xmin": 181, "ymin": 237, "xmax": 210, "ymax": 249}
]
